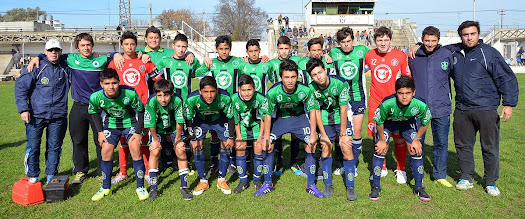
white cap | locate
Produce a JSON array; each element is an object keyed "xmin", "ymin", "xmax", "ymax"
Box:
[{"xmin": 45, "ymin": 39, "xmax": 62, "ymax": 50}]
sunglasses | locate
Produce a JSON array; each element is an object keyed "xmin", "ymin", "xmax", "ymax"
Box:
[{"xmin": 47, "ymin": 48, "xmax": 62, "ymax": 52}]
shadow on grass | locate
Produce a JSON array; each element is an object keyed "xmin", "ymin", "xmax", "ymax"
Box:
[{"xmin": 0, "ymin": 140, "xmax": 26, "ymax": 150}]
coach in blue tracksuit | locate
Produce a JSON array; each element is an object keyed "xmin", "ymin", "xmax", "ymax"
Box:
[
  {"xmin": 15, "ymin": 39, "xmax": 70, "ymax": 183},
  {"xmin": 446, "ymin": 21, "xmax": 518, "ymax": 196},
  {"xmin": 409, "ymin": 26, "xmax": 454, "ymax": 188}
]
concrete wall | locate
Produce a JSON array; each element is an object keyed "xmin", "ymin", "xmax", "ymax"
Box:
[{"xmin": 0, "ymin": 21, "xmax": 53, "ymax": 32}]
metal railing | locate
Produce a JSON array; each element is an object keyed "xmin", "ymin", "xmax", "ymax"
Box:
[{"xmin": 181, "ymin": 21, "xmax": 215, "ymax": 58}]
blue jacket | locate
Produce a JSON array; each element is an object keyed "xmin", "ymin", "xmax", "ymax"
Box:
[
  {"xmin": 15, "ymin": 56, "xmax": 70, "ymax": 119},
  {"xmin": 408, "ymin": 45, "xmax": 453, "ymax": 118},
  {"xmin": 446, "ymin": 40, "xmax": 519, "ymax": 111}
]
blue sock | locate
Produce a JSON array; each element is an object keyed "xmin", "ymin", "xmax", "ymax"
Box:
[
  {"xmin": 263, "ymin": 151, "xmax": 274, "ymax": 184},
  {"xmin": 236, "ymin": 155, "xmax": 248, "ymax": 183},
  {"xmin": 194, "ymin": 150, "xmax": 206, "ymax": 179},
  {"xmin": 372, "ymin": 153, "xmax": 385, "ymax": 188},
  {"xmin": 321, "ymin": 156, "xmax": 333, "ymax": 185},
  {"xmin": 101, "ymin": 160, "xmax": 112, "ymax": 189},
  {"xmin": 290, "ymin": 138, "xmax": 300, "ymax": 165},
  {"xmin": 133, "ymin": 159, "xmax": 145, "ymax": 188},
  {"xmin": 253, "ymin": 153, "xmax": 263, "ymax": 182},
  {"xmin": 219, "ymin": 148, "xmax": 230, "ymax": 178},
  {"xmin": 179, "ymin": 168, "xmax": 189, "ymax": 188},
  {"xmin": 305, "ymin": 152, "xmax": 316, "ymax": 186},
  {"xmin": 411, "ymin": 155, "xmax": 424, "ymax": 188},
  {"xmin": 149, "ymin": 168, "xmax": 158, "ymax": 190},
  {"xmin": 343, "ymin": 159, "xmax": 356, "ymax": 189},
  {"xmin": 229, "ymin": 148, "xmax": 236, "ymax": 166},
  {"xmin": 352, "ymin": 138, "xmax": 362, "ymax": 165},
  {"xmin": 210, "ymin": 141, "xmax": 220, "ymax": 166}
]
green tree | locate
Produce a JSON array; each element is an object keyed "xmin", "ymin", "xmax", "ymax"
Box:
[{"xmin": 0, "ymin": 7, "xmax": 46, "ymax": 22}]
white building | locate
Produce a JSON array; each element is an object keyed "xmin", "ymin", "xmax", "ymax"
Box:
[{"xmin": 304, "ymin": 0, "xmax": 376, "ymax": 33}]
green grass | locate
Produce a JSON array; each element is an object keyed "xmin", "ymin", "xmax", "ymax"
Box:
[{"xmin": 0, "ymin": 75, "xmax": 524, "ymax": 218}]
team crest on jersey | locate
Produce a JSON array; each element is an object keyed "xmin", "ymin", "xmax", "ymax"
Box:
[
  {"xmin": 251, "ymin": 75, "xmax": 262, "ymax": 91},
  {"xmin": 391, "ymin": 58, "xmax": 399, "ymax": 66},
  {"xmin": 75, "ymin": 60, "xmax": 80, "ymax": 65},
  {"xmin": 216, "ymin": 71, "xmax": 232, "ymax": 89},
  {"xmin": 123, "ymin": 68, "xmax": 141, "ymax": 86},
  {"xmin": 123, "ymin": 97, "xmax": 130, "ymax": 105},
  {"xmin": 298, "ymin": 92, "xmax": 306, "ymax": 100},
  {"xmin": 92, "ymin": 61, "xmax": 100, "ymax": 67},
  {"xmin": 373, "ymin": 64, "xmax": 392, "ymax": 83},
  {"xmin": 261, "ymin": 64, "xmax": 269, "ymax": 72},
  {"xmin": 441, "ymin": 61, "xmax": 449, "ymax": 70},
  {"xmin": 340, "ymin": 61, "xmax": 359, "ymax": 80},
  {"xmin": 331, "ymin": 87, "xmax": 338, "ymax": 95},
  {"xmin": 356, "ymin": 50, "xmax": 364, "ymax": 58},
  {"xmin": 40, "ymin": 77, "xmax": 49, "ymax": 85},
  {"xmin": 139, "ymin": 65, "xmax": 146, "ymax": 72},
  {"xmin": 171, "ymin": 70, "xmax": 187, "ymax": 89},
  {"xmin": 232, "ymin": 60, "xmax": 240, "ymax": 67},
  {"xmin": 219, "ymin": 102, "xmax": 225, "ymax": 109},
  {"xmin": 410, "ymin": 107, "xmax": 419, "ymax": 116}
]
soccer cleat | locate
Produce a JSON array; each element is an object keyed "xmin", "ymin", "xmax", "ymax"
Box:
[
  {"xmin": 147, "ymin": 189, "xmax": 158, "ymax": 201},
  {"xmin": 394, "ymin": 170, "xmax": 407, "ymax": 184},
  {"xmin": 234, "ymin": 181, "xmax": 249, "ymax": 194},
  {"xmin": 346, "ymin": 187, "xmax": 358, "ymax": 201},
  {"xmin": 486, "ymin": 186, "xmax": 501, "ymax": 196},
  {"xmin": 381, "ymin": 169, "xmax": 388, "ymax": 177},
  {"xmin": 159, "ymin": 167, "xmax": 175, "ymax": 178},
  {"xmin": 180, "ymin": 187, "xmax": 193, "ymax": 201},
  {"xmin": 253, "ymin": 180, "xmax": 263, "ymax": 191},
  {"xmin": 369, "ymin": 186, "xmax": 381, "ymax": 201},
  {"xmin": 306, "ymin": 184, "xmax": 325, "ymax": 198},
  {"xmin": 206, "ymin": 164, "xmax": 219, "ymax": 177},
  {"xmin": 414, "ymin": 187, "xmax": 431, "ymax": 202},
  {"xmin": 72, "ymin": 172, "xmax": 86, "ymax": 185},
  {"xmin": 436, "ymin": 179, "xmax": 453, "ymax": 188},
  {"xmin": 291, "ymin": 163, "xmax": 302, "ymax": 175},
  {"xmin": 91, "ymin": 188, "xmax": 110, "ymax": 201},
  {"xmin": 136, "ymin": 187, "xmax": 149, "ymax": 201},
  {"xmin": 192, "ymin": 181, "xmax": 209, "ymax": 196},
  {"xmin": 456, "ymin": 179, "xmax": 474, "ymax": 190},
  {"xmin": 274, "ymin": 164, "xmax": 283, "ymax": 176},
  {"xmin": 323, "ymin": 184, "xmax": 334, "ymax": 198},
  {"xmin": 227, "ymin": 164, "xmax": 238, "ymax": 176},
  {"xmin": 333, "ymin": 167, "xmax": 344, "ymax": 176},
  {"xmin": 217, "ymin": 180, "xmax": 232, "ymax": 194},
  {"xmin": 111, "ymin": 172, "xmax": 128, "ymax": 184},
  {"xmin": 254, "ymin": 182, "xmax": 274, "ymax": 197}
]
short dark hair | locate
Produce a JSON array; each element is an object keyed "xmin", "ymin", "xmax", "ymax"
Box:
[
  {"xmin": 395, "ymin": 76, "xmax": 415, "ymax": 91},
  {"xmin": 277, "ymin": 36, "xmax": 291, "ymax": 46},
  {"xmin": 422, "ymin": 26, "xmax": 440, "ymax": 39},
  {"xmin": 238, "ymin": 74, "xmax": 255, "ymax": 88},
  {"xmin": 215, "ymin": 35, "xmax": 232, "ymax": 49},
  {"xmin": 200, "ymin": 76, "xmax": 218, "ymax": 90},
  {"xmin": 120, "ymin": 31, "xmax": 137, "ymax": 44},
  {"xmin": 307, "ymin": 37, "xmax": 324, "ymax": 51},
  {"xmin": 457, "ymin": 20, "xmax": 480, "ymax": 36},
  {"xmin": 173, "ymin": 33, "xmax": 188, "ymax": 44},
  {"xmin": 279, "ymin": 59, "xmax": 298, "ymax": 77},
  {"xmin": 153, "ymin": 79, "xmax": 174, "ymax": 95},
  {"xmin": 74, "ymin": 33, "xmax": 94, "ymax": 49},
  {"xmin": 145, "ymin": 26, "xmax": 161, "ymax": 38},
  {"xmin": 246, "ymin": 39, "xmax": 260, "ymax": 50},
  {"xmin": 374, "ymin": 26, "xmax": 392, "ymax": 40},
  {"xmin": 305, "ymin": 58, "xmax": 325, "ymax": 75},
  {"xmin": 99, "ymin": 68, "xmax": 119, "ymax": 82},
  {"xmin": 336, "ymin": 27, "xmax": 354, "ymax": 42}
]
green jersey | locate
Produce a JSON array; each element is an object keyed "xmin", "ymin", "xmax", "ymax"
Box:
[
  {"xmin": 261, "ymin": 82, "xmax": 319, "ymax": 118},
  {"xmin": 195, "ymin": 56, "xmax": 243, "ymax": 95},
  {"xmin": 66, "ymin": 53, "xmax": 110, "ymax": 104},
  {"xmin": 329, "ymin": 46, "xmax": 370, "ymax": 101},
  {"xmin": 156, "ymin": 57, "xmax": 201, "ymax": 99},
  {"xmin": 144, "ymin": 95, "xmax": 185, "ymax": 134},
  {"xmin": 238, "ymin": 60, "xmax": 274, "ymax": 94},
  {"xmin": 373, "ymin": 95, "xmax": 432, "ymax": 126},
  {"xmin": 88, "ymin": 86, "xmax": 145, "ymax": 129},
  {"xmin": 184, "ymin": 89, "xmax": 234, "ymax": 122},
  {"xmin": 137, "ymin": 47, "xmax": 175, "ymax": 65},
  {"xmin": 232, "ymin": 92, "xmax": 265, "ymax": 140},
  {"xmin": 269, "ymin": 56, "xmax": 302, "ymax": 82},
  {"xmin": 298, "ymin": 57, "xmax": 335, "ymax": 85},
  {"xmin": 309, "ymin": 76, "xmax": 350, "ymax": 125}
]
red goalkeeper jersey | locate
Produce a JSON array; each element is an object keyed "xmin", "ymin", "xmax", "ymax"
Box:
[{"xmin": 108, "ymin": 57, "xmax": 156, "ymax": 106}]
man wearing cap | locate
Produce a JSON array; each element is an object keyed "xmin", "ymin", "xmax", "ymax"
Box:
[{"xmin": 15, "ymin": 39, "xmax": 70, "ymax": 183}]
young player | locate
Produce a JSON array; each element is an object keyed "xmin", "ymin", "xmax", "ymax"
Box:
[
  {"xmin": 136, "ymin": 26, "xmax": 175, "ymax": 64},
  {"xmin": 231, "ymin": 75, "xmax": 266, "ymax": 193},
  {"xmin": 269, "ymin": 36, "xmax": 303, "ymax": 82},
  {"xmin": 239, "ymin": 39, "xmax": 274, "ymax": 94},
  {"xmin": 88, "ymin": 69, "xmax": 148, "ymax": 201},
  {"xmin": 365, "ymin": 26, "xmax": 411, "ymax": 183},
  {"xmin": 328, "ymin": 27, "xmax": 370, "ymax": 177},
  {"xmin": 298, "ymin": 37, "xmax": 335, "ymax": 85},
  {"xmin": 306, "ymin": 58, "xmax": 356, "ymax": 200},
  {"xmin": 259, "ymin": 59, "xmax": 320, "ymax": 197},
  {"xmin": 370, "ymin": 76, "xmax": 431, "ymax": 202},
  {"xmin": 144, "ymin": 79, "xmax": 190, "ymax": 200},
  {"xmin": 184, "ymin": 76, "xmax": 236, "ymax": 196}
]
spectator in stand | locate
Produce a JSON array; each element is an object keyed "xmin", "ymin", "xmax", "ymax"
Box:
[
  {"xmin": 356, "ymin": 31, "xmax": 360, "ymax": 41},
  {"xmin": 299, "ymin": 26, "xmax": 304, "ymax": 38},
  {"xmin": 285, "ymin": 16, "xmax": 289, "ymax": 28},
  {"xmin": 309, "ymin": 27, "xmax": 315, "ymax": 38},
  {"xmin": 518, "ymin": 46, "xmax": 524, "ymax": 56},
  {"xmin": 278, "ymin": 14, "xmax": 282, "ymax": 26}
]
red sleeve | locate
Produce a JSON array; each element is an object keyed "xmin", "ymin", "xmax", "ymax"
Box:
[
  {"xmin": 107, "ymin": 60, "xmax": 116, "ymax": 70},
  {"xmin": 146, "ymin": 61, "xmax": 156, "ymax": 73}
]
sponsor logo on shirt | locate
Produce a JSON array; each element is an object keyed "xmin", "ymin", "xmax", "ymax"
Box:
[
  {"xmin": 373, "ymin": 64, "xmax": 392, "ymax": 83},
  {"xmin": 216, "ymin": 71, "xmax": 232, "ymax": 89},
  {"xmin": 339, "ymin": 61, "xmax": 358, "ymax": 80},
  {"xmin": 122, "ymin": 68, "xmax": 141, "ymax": 87},
  {"xmin": 171, "ymin": 70, "xmax": 187, "ymax": 89}
]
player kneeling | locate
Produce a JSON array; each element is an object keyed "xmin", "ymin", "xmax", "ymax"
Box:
[
  {"xmin": 89, "ymin": 69, "xmax": 148, "ymax": 201},
  {"xmin": 144, "ymin": 79, "xmax": 191, "ymax": 200},
  {"xmin": 231, "ymin": 75, "xmax": 266, "ymax": 193},
  {"xmin": 185, "ymin": 76, "xmax": 236, "ymax": 196},
  {"xmin": 306, "ymin": 58, "xmax": 357, "ymax": 200},
  {"xmin": 369, "ymin": 76, "xmax": 432, "ymax": 202}
]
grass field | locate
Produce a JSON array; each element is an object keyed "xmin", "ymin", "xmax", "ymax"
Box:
[{"xmin": 0, "ymin": 75, "xmax": 524, "ymax": 218}]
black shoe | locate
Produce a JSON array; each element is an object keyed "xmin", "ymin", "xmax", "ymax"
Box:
[
  {"xmin": 323, "ymin": 184, "xmax": 334, "ymax": 198},
  {"xmin": 147, "ymin": 189, "xmax": 158, "ymax": 201},
  {"xmin": 253, "ymin": 180, "xmax": 263, "ymax": 191},
  {"xmin": 180, "ymin": 187, "xmax": 193, "ymax": 201},
  {"xmin": 234, "ymin": 181, "xmax": 249, "ymax": 194},
  {"xmin": 369, "ymin": 186, "xmax": 381, "ymax": 201},
  {"xmin": 414, "ymin": 187, "xmax": 431, "ymax": 202},
  {"xmin": 227, "ymin": 164, "xmax": 238, "ymax": 176},
  {"xmin": 346, "ymin": 187, "xmax": 357, "ymax": 201},
  {"xmin": 207, "ymin": 164, "xmax": 219, "ymax": 177}
]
